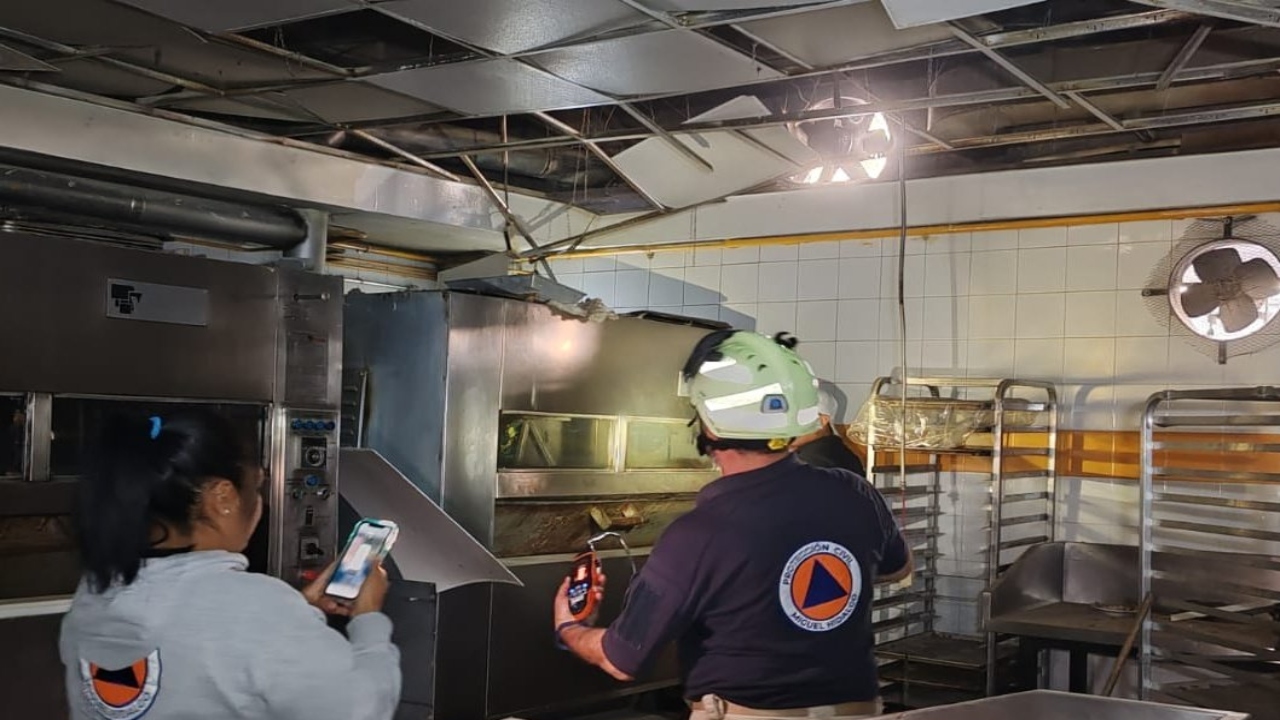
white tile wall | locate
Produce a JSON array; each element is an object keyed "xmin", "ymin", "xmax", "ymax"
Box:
[{"xmin": 551, "ymin": 217, "xmax": 1280, "ymax": 425}]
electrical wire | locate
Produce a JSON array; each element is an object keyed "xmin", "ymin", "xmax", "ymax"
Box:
[{"xmin": 894, "ymin": 115, "xmax": 911, "ymax": 531}]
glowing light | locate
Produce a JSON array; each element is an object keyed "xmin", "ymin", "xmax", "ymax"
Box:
[
  {"xmin": 860, "ymin": 156, "xmax": 888, "ymax": 179},
  {"xmin": 801, "ymin": 166, "xmax": 823, "ymax": 184},
  {"xmin": 831, "ymin": 167, "xmax": 851, "ymax": 183},
  {"xmin": 869, "ymin": 112, "xmax": 890, "ymax": 137}
]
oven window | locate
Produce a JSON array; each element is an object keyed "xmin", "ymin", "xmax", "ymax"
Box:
[
  {"xmin": 498, "ymin": 413, "xmax": 614, "ymax": 470},
  {"xmin": 624, "ymin": 419, "xmax": 712, "ymax": 470},
  {"xmin": 50, "ymin": 398, "xmax": 267, "ymax": 477},
  {"xmin": 0, "ymin": 395, "xmax": 24, "ymax": 479}
]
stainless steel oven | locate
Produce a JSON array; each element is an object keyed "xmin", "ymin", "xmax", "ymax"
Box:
[{"xmin": 0, "ymin": 230, "xmax": 343, "ymax": 717}]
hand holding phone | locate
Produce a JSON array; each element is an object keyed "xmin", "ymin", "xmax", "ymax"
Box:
[{"xmin": 324, "ymin": 519, "xmax": 398, "ymax": 610}]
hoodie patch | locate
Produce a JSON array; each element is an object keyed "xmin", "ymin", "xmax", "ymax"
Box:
[{"xmin": 79, "ymin": 649, "xmax": 161, "ymax": 720}]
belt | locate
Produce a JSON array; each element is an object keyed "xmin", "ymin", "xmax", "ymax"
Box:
[{"xmin": 690, "ymin": 695, "xmax": 882, "ymax": 719}]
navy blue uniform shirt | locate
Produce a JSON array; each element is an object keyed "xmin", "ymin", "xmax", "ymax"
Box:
[{"xmin": 601, "ymin": 454, "xmax": 908, "ymax": 709}]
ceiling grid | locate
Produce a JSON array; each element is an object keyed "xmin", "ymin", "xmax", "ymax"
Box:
[{"xmin": 0, "ymin": 0, "xmax": 1276, "ymax": 218}]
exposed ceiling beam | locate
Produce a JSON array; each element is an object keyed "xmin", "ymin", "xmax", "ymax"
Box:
[
  {"xmin": 619, "ymin": 102, "xmax": 715, "ymax": 172},
  {"xmin": 1063, "ymin": 91, "xmax": 1127, "ymax": 132},
  {"xmin": 532, "ymin": 111, "xmax": 669, "ymax": 211},
  {"xmin": 346, "ymin": 129, "xmax": 461, "ymax": 183},
  {"xmin": 1131, "ymin": 0, "xmax": 1280, "ymax": 28},
  {"xmin": 949, "ymin": 24, "xmax": 1072, "ymax": 109},
  {"xmin": 1157, "ymin": 23, "xmax": 1215, "ymax": 91}
]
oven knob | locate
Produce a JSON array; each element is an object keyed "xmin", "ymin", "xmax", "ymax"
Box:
[
  {"xmin": 324, "ymin": 421, "xmax": 336, "ymax": 431},
  {"xmin": 291, "ymin": 419, "xmax": 303, "ymax": 430},
  {"xmin": 304, "ymin": 475, "xmax": 320, "ymax": 487}
]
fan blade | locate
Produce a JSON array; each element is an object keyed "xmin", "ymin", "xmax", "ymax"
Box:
[
  {"xmin": 1238, "ymin": 258, "xmax": 1280, "ymax": 299},
  {"xmin": 1218, "ymin": 296, "xmax": 1259, "ymax": 333},
  {"xmin": 1192, "ymin": 247, "xmax": 1242, "ymax": 283},
  {"xmin": 1180, "ymin": 282, "xmax": 1221, "ymax": 317}
]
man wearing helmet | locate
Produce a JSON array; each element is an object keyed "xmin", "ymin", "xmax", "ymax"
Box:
[{"xmin": 553, "ymin": 330, "xmax": 912, "ymax": 719}]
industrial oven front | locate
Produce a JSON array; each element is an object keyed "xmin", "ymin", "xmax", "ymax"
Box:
[
  {"xmin": 344, "ymin": 290, "xmax": 721, "ymax": 720},
  {"xmin": 0, "ymin": 230, "xmax": 344, "ymax": 717}
]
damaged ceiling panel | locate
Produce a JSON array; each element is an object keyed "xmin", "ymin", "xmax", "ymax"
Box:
[
  {"xmin": 738, "ymin": 1, "xmax": 956, "ymax": 68},
  {"xmin": 366, "ymin": 58, "xmax": 612, "ymax": 115},
  {"xmin": 111, "ymin": 0, "xmax": 357, "ymax": 33},
  {"xmin": 646, "ymin": 0, "xmax": 853, "ymax": 10},
  {"xmin": 527, "ymin": 29, "xmax": 783, "ymax": 96},
  {"xmin": 375, "ymin": 0, "xmax": 653, "ymax": 54},
  {"xmin": 169, "ymin": 82, "xmax": 446, "ymax": 125},
  {"xmin": 612, "ymin": 96, "xmax": 819, "ymax": 208},
  {"xmin": 0, "ymin": 42, "xmax": 57, "ymax": 72},
  {"xmin": 879, "ymin": 0, "xmax": 1046, "ymax": 29}
]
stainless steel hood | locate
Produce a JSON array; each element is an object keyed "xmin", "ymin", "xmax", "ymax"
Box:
[{"xmin": 338, "ymin": 449, "xmax": 519, "ymax": 591}]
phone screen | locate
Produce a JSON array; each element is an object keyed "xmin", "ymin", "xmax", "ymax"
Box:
[{"xmin": 325, "ymin": 522, "xmax": 394, "ymax": 601}]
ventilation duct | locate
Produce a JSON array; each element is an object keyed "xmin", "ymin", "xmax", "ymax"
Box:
[{"xmin": 0, "ymin": 164, "xmax": 308, "ymax": 248}]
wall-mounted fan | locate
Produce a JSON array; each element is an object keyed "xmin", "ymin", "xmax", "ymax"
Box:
[
  {"xmin": 1142, "ymin": 216, "xmax": 1280, "ymax": 364},
  {"xmin": 787, "ymin": 96, "xmax": 893, "ymax": 185}
]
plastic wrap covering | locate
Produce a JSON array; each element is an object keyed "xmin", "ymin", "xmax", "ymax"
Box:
[{"xmin": 848, "ymin": 396, "xmax": 987, "ymax": 449}]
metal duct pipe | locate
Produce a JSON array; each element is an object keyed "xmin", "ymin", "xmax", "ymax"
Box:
[
  {"xmin": 287, "ymin": 208, "xmax": 328, "ymax": 273},
  {"xmin": 0, "ymin": 164, "xmax": 307, "ymax": 247},
  {"xmin": 346, "ymin": 126, "xmax": 613, "ymax": 186}
]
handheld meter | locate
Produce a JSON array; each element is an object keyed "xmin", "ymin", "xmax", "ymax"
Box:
[{"xmin": 566, "ymin": 550, "xmax": 601, "ymax": 622}]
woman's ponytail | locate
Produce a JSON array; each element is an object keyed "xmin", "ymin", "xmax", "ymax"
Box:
[{"xmin": 74, "ymin": 411, "xmax": 245, "ymax": 592}]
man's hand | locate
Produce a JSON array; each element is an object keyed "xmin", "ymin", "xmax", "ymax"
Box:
[{"xmin": 554, "ymin": 569, "xmax": 606, "ymax": 627}]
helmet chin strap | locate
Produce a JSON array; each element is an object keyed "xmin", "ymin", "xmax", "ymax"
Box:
[{"xmin": 696, "ymin": 430, "xmax": 791, "ymax": 456}]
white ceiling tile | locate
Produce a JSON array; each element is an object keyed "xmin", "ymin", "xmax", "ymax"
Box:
[
  {"xmin": 366, "ymin": 59, "xmax": 612, "ymax": 116},
  {"xmin": 879, "ymin": 0, "xmax": 1043, "ymax": 29},
  {"xmin": 739, "ymin": 1, "xmax": 953, "ymax": 68},
  {"xmin": 527, "ymin": 30, "xmax": 782, "ymax": 96},
  {"xmin": 612, "ymin": 124, "xmax": 818, "ymax": 209},
  {"xmin": 376, "ymin": 0, "xmax": 651, "ymax": 54},
  {"xmin": 0, "ymin": 43, "xmax": 57, "ymax": 72},
  {"xmin": 170, "ymin": 82, "xmax": 444, "ymax": 124},
  {"xmin": 112, "ymin": 0, "xmax": 357, "ymax": 32}
]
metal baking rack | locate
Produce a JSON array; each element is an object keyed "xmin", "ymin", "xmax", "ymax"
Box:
[
  {"xmin": 1139, "ymin": 387, "xmax": 1280, "ymax": 720},
  {"xmin": 862, "ymin": 376, "xmax": 1058, "ymax": 708}
]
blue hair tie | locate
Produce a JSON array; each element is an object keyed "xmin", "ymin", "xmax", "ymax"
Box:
[{"xmin": 148, "ymin": 416, "xmax": 163, "ymax": 440}]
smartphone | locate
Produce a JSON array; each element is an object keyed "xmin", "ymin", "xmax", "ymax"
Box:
[
  {"xmin": 325, "ymin": 518, "xmax": 398, "ymax": 602},
  {"xmin": 566, "ymin": 550, "xmax": 600, "ymax": 622}
]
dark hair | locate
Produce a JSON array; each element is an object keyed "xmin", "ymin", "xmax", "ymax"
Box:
[{"xmin": 75, "ymin": 410, "xmax": 251, "ymax": 593}]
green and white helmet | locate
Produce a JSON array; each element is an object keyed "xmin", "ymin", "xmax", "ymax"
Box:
[{"xmin": 679, "ymin": 330, "xmax": 821, "ymax": 441}]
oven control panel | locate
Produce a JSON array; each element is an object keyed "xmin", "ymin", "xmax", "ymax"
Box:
[{"xmin": 279, "ymin": 410, "xmax": 340, "ymax": 587}]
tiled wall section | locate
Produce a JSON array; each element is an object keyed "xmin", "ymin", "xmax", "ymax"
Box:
[{"xmin": 552, "ymin": 218, "xmax": 1280, "ymax": 428}]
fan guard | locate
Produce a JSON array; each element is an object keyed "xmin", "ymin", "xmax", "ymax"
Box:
[
  {"xmin": 786, "ymin": 96, "xmax": 893, "ymax": 185},
  {"xmin": 1142, "ymin": 216, "xmax": 1280, "ymax": 364}
]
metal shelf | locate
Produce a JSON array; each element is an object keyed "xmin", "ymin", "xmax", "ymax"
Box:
[
  {"xmin": 862, "ymin": 376, "xmax": 1058, "ymax": 701},
  {"xmin": 1139, "ymin": 386, "xmax": 1280, "ymax": 719}
]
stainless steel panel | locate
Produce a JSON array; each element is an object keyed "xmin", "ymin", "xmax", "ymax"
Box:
[
  {"xmin": 277, "ymin": 268, "xmax": 345, "ymax": 408},
  {"xmin": 24, "ymin": 393, "xmax": 50, "ymax": 482},
  {"xmin": 339, "ymin": 449, "xmax": 519, "ymax": 590},
  {"xmin": 0, "ymin": 232, "xmax": 278, "ymax": 401},
  {"xmin": 527, "ymin": 30, "xmax": 782, "ymax": 96},
  {"xmin": 882, "ymin": 690, "xmax": 1249, "ymax": 720},
  {"xmin": 365, "ymin": 59, "xmax": 611, "ymax": 116},
  {"xmin": 343, "ymin": 291, "xmax": 448, "ymax": 501},
  {"xmin": 112, "ymin": 0, "xmax": 357, "ymax": 33},
  {"xmin": 441, "ymin": 293, "xmax": 507, "ymax": 546},
  {"xmin": 377, "ymin": 0, "xmax": 649, "ymax": 54},
  {"xmin": 738, "ymin": 2, "xmax": 953, "ymax": 68}
]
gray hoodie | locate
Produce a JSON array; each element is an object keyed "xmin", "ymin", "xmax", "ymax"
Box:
[{"xmin": 59, "ymin": 551, "xmax": 401, "ymax": 720}]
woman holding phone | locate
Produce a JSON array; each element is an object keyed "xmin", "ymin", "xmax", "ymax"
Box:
[{"xmin": 59, "ymin": 410, "xmax": 401, "ymax": 720}]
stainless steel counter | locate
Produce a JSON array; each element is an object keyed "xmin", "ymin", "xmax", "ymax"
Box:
[{"xmin": 884, "ymin": 690, "xmax": 1248, "ymax": 720}]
